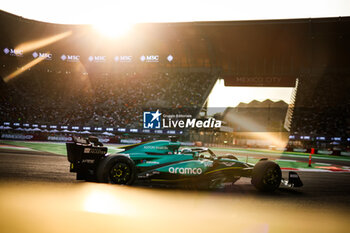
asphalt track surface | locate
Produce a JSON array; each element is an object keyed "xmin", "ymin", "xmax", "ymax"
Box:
[
  {"xmin": 1, "ymin": 148, "xmax": 350, "ymax": 208},
  {"xmin": 213, "ymin": 148, "xmax": 350, "ymax": 166}
]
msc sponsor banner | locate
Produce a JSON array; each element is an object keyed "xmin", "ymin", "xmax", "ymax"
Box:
[
  {"xmin": 140, "ymin": 55, "xmax": 159, "ymax": 63},
  {"xmin": 1, "ymin": 50, "xmax": 173, "ymax": 64},
  {"xmin": 167, "ymin": 54, "xmax": 173, "ymax": 62},
  {"xmin": 3, "ymin": 47, "xmax": 23, "ymax": 57},
  {"xmin": 114, "ymin": 56, "xmax": 133, "ymax": 63},
  {"xmin": 224, "ymin": 76, "xmax": 296, "ymax": 87},
  {"xmin": 61, "ymin": 54, "xmax": 80, "ymax": 62},
  {"xmin": 88, "ymin": 55, "xmax": 107, "ymax": 63},
  {"xmin": 32, "ymin": 52, "xmax": 52, "ymax": 60}
]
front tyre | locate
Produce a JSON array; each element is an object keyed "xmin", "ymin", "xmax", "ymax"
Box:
[
  {"xmin": 251, "ymin": 160, "xmax": 281, "ymax": 192},
  {"xmin": 97, "ymin": 155, "xmax": 136, "ymax": 185}
]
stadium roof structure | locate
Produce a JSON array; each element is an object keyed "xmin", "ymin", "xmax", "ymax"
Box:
[{"xmin": 1, "ymin": 10, "xmax": 350, "ymax": 87}]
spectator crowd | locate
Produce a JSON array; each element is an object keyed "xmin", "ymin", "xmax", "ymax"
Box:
[
  {"xmin": 0, "ymin": 70, "xmax": 215, "ymax": 128},
  {"xmin": 290, "ymin": 74, "xmax": 350, "ymax": 138}
]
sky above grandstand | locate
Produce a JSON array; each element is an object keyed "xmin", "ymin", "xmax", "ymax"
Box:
[
  {"xmin": 1, "ymin": 0, "xmax": 350, "ymax": 25},
  {"xmin": 207, "ymin": 80, "xmax": 293, "ymax": 115}
]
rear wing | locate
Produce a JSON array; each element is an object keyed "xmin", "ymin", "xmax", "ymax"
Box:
[{"xmin": 66, "ymin": 137, "xmax": 107, "ymax": 163}]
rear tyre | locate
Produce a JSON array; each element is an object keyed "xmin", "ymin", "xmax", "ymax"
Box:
[
  {"xmin": 77, "ymin": 170, "xmax": 96, "ymax": 182},
  {"xmin": 76, "ymin": 171, "xmax": 85, "ymax": 180},
  {"xmin": 96, "ymin": 155, "xmax": 136, "ymax": 185},
  {"xmin": 251, "ymin": 160, "xmax": 281, "ymax": 192}
]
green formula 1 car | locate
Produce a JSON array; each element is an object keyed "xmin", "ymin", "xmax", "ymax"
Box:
[{"xmin": 66, "ymin": 136, "xmax": 303, "ymax": 192}]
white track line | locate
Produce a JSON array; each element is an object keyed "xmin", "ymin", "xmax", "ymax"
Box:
[
  {"xmin": 282, "ymin": 168, "xmax": 350, "ymax": 173},
  {"xmin": 0, "ymin": 146, "xmax": 34, "ymax": 151},
  {"xmin": 314, "ymin": 162, "xmax": 332, "ymax": 166}
]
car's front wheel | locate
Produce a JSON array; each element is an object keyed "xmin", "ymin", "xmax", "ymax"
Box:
[{"xmin": 251, "ymin": 160, "xmax": 281, "ymax": 192}]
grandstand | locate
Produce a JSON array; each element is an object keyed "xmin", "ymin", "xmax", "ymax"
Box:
[
  {"xmin": 288, "ymin": 74, "xmax": 350, "ymax": 152},
  {"xmin": 0, "ymin": 70, "xmax": 215, "ymax": 127},
  {"xmin": 0, "ymin": 10, "xmax": 349, "ymax": 151}
]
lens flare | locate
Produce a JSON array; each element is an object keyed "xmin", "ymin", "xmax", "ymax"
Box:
[
  {"xmin": 3, "ymin": 56, "xmax": 46, "ymax": 83},
  {"xmin": 224, "ymin": 113, "xmax": 288, "ymax": 147},
  {"xmin": 15, "ymin": 31, "xmax": 72, "ymax": 54}
]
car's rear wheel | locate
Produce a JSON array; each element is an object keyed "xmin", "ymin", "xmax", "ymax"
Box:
[
  {"xmin": 251, "ymin": 160, "xmax": 281, "ymax": 192},
  {"xmin": 77, "ymin": 170, "xmax": 96, "ymax": 182},
  {"xmin": 97, "ymin": 155, "xmax": 136, "ymax": 185}
]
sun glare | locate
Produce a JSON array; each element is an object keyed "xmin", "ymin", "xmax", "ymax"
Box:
[
  {"xmin": 83, "ymin": 189, "xmax": 128, "ymax": 215},
  {"xmin": 93, "ymin": 21, "xmax": 133, "ymax": 38}
]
